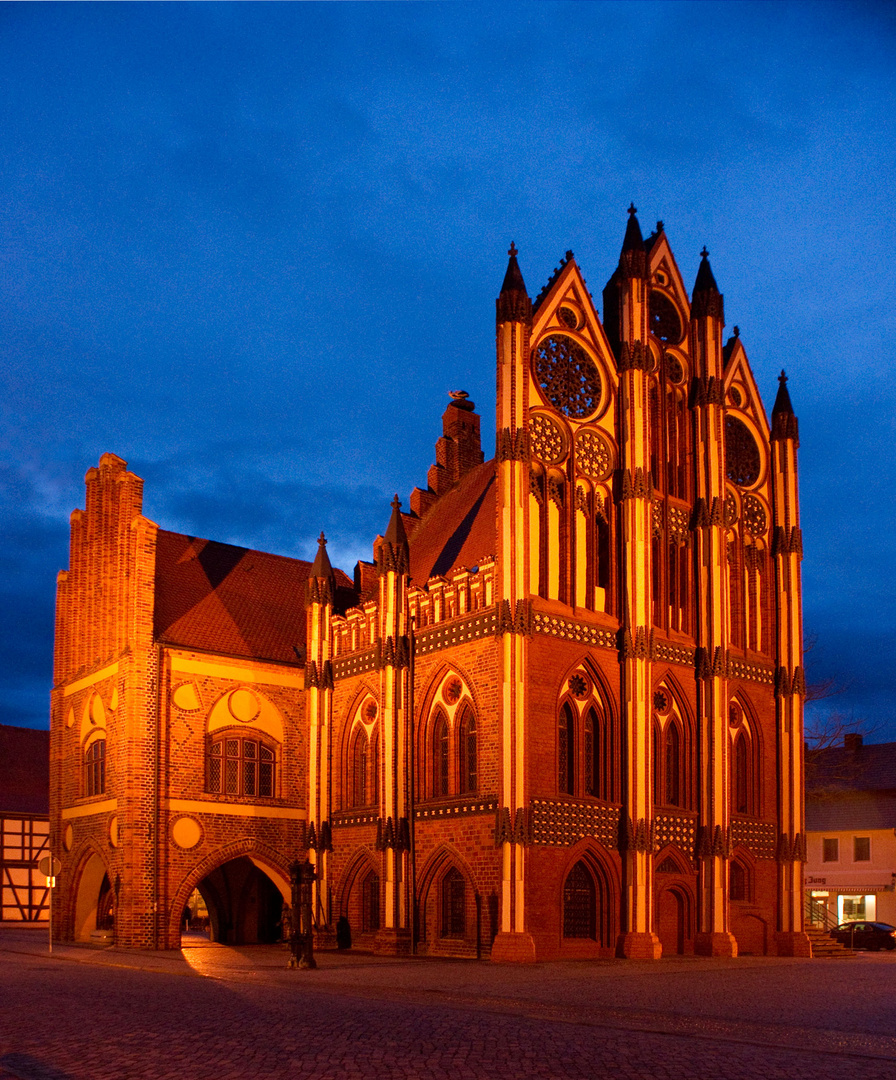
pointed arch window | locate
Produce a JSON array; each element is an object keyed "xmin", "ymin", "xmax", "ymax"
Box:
[
  {"xmin": 85, "ymin": 738, "xmax": 106, "ymax": 797},
  {"xmin": 665, "ymin": 721, "xmax": 682, "ymax": 808},
  {"xmin": 441, "ymin": 867, "xmax": 466, "ymax": 937},
  {"xmin": 563, "ymin": 861, "xmax": 596, "ymax": 939},
  {"xmin": 433, "ymin": 713, "xmax": 450, "ymax": 797},
  {"xmin": 352, "ymin": 728, "xmax": 370, "ymax": 808},
  {"xmin": 733, "ymin": 731, "xmax": 752, "ymax": 815},
  {"xmin": 730, "ymin": 858, "xmax": 750, "ymax": 902},
  {"xmin": 653, "ymin": 712, "xmax": 688, "ymax": 810},
  {"xmin": 559, "ymin": 703, "xmax": 575, "ymax": 795},
  {"xmin": 458, "ymin": 708, "xmax": 477, "ymax": 794}
]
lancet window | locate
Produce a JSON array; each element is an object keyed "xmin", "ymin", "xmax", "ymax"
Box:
[
  {"xmin": 85, "ymin": 738, "xmax": 106, "ymax": 797},
  {"xmin": 558, "ymin": 676, "xmax": 615, "ymax": 801}
]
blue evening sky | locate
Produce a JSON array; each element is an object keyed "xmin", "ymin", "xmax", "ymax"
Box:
[{"xmin": 2, "ymin": 1, "xmax": 894, "ymax": 738}]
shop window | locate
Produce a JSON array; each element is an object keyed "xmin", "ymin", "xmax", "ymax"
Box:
[
  {"xmin": 441, "ymin": 868, "xmax": 466, "ymax": 937},
  {"xmin": 85, "ymin": 739, "xmax": 106, "ymax": 797},
  {"xmin": 822, "ymin": 838, "xmax": 839, "ymax": 863},
  {"xmin": 853, "ymin": 836, "xmax": 871, "ymax": 862},
  {"xmin": 207, "ymin": 735, "xmax": 275, "ymax": 797}
]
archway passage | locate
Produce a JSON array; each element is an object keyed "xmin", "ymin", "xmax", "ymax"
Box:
[
  {"xmin": 191, "ymin": 857, "xmax": 285, "ymax": 945},
  {"xmin": 73, "ymin": 852, "xmax": 112, "ymax": 942}
]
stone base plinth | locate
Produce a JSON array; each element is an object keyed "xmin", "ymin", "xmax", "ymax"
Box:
[
  {"xmin": 373, "ymin": 928, "xmax": 413, "ymax": 956},
  {"xmin": 774, "ymin": 930, "xmax": 812, "ymax": 957},
  {"xmin": 490, "ymin": 931, "xmax": 537, "ymax": 963},
  {"xmin": 694, "ymin": 931, "xmax": 738, "ymax": 957},
  {"xmin": 616, "ymin": 932, "xmax": 662, "ymax": 959}
]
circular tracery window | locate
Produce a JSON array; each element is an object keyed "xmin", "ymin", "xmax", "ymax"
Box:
[
  {"xmin": 575, "ymin": 430, "xmax": 613, "ymax": 480},
  {"xmin": 530, "ymin": 413, "xmax": 566, "ymax": 464},
  {"xmin": 725, "ymin": 416, "xmax": 761, "ymax": 487},
  {"xmin": 533, "ymin": 335, "xmax": 602, "ymax": 419},
  {"xmin": 742, "ymin": 494, "xmax": 767, "ymax": 537}
]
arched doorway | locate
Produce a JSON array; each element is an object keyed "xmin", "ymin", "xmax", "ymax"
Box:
[
  {"xmin": 73, "ymin": 851, "xmax": 112, "ymax": 942},
  {"xmin": 657, "ymin": 885, "xmax": 692, "ymax": 956},
  {"xmin": 191, "ymin": 856, "xmax": 285, "ymax": 945}
]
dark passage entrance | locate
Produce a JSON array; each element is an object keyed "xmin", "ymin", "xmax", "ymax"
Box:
[{"xmin": 193, "ymin": 857, "xmax": 284, "ymax": 944}]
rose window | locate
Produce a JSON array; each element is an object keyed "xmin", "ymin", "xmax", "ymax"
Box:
[{"xmin": 533, "ymin": 335, "xmax": 602, "ymax": 419}]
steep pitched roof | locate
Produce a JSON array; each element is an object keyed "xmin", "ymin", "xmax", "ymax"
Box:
[
  {"xmin": 408, "ymin": 460, "xmax": 496, "ymax": 584},
  {"xmin": 0, "ymin": 724, "xmax": 49, "ymax": 814},
  {"xmin": 154, "ymin": 531, "xmax": 353, "ymax": 663}
]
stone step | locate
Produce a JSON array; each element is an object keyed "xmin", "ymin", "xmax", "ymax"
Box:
[{"xmin": 806, "ymin": 926, "xmax": 856, "ymax": 958}]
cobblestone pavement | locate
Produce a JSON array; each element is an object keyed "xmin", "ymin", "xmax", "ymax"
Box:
[{"xmin": 1, "ymin": 928, "xmax": 895, "ymax": 1080}]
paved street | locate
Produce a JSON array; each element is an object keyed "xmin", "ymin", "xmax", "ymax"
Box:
[{"xmin": 1, "ymin": 927, "xmax": 895, "ymax": 1079}]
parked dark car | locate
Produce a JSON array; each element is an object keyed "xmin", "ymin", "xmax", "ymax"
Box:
[{"xmin": 830, "ymin": 921, "xmax": 896, "ymax": 951}]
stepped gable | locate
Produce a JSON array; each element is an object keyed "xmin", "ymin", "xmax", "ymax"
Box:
[
  {"xmin": 154, "ymin": 531, "xmax": 354, "ymax": 662},
  {"xmin": 0, "ymin": 724, "xmax": 49, "ymax": 814},
  {"xmin": 407, "ymin": 459, "xmax": 496, "ymax": 584}
]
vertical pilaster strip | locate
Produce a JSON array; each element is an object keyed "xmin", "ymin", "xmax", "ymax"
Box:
[
  {"xmin": 306, "ymin": 534, "xmax": 334, "ymax": 933},
  {"xmin": 490, "ymin": 244, "xmax": 536, "ymax": 962},
  {"xmin": 690, "ymin": 250, "xmax": 736, "ymax": 957},
  {"xmin": 374, "ymin": 501, "xmax": 412, "ymax": 953},
  {"xmin": 614, "ymin": 207, "xmax": 660, "ymax": 959},
  {"xmin": 770, "ymin": 374, "xmax": 810, "ymax": 955}
]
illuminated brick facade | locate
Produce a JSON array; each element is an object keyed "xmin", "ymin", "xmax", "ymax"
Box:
[{"xmin": 51, "ymin": 210, "xmax": 809, "ymax": 958}]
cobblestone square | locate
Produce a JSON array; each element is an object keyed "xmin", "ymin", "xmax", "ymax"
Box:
[{"xmin": 1, "ymin": 928, "xmax": 895, "ymax": 1079}]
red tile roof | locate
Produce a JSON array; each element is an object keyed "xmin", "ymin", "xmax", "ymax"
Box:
[
  {"xmin": 154, "ymin": 531, "xmax": 353, "ymax": 664},
  {"xmin": 408, "ymin": 461, "xmax": 496, "ymax": 584},
  {"xmin": 0, "ymin": 724, "xmax": 49, "ymax": 815}
]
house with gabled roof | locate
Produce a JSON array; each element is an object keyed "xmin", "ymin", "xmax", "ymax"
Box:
[{"xmin": 805, "ymin": 735, "xmax": 896, "ymax": 928}]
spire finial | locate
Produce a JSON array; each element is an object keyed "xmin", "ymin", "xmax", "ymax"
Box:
[
  {"xmin": 779, "ymin": 369, "xmax": 788, "ymax": 384},
  {"xmin": 628, "ymin": 202, "xmax": 637, "ymax": 217},
  {"xmin": 391, "ymin": 494, "xmax": 401, "ymax": 513},
  {"xmin": 508, "ymin": 241, "xmax": 518, "ymax": 258},
  {"xmin": 656, "ymin": 220, "xmax": 664, "ymax": 233},
  {"xmin": 700, "ymin": 246, "xmax": 709, "ymax": 259},
  {"xmin": 733, "ymin": 326, "xmax": 740, "ymax": 338},
  {"xmin": 317, "ymin": 531, "xmax": 327, "ymax": 548}
]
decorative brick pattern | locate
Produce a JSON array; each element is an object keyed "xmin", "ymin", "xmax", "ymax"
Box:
[
  {"xmin": 728, "ymin": 656, "xmax": 775, "ymax": 686},
  {"xmin": 416, "ymin": 799, "xmax": 498, "ymax": 821},
  {"xmin": 333, "ymin": 648, "xmax": 378, "ymax": 681},
  {"xmin": 653, "ymin": 813, "xmax": 697, "ymax": 855},
  {"xmin": 415, "ymin": 609, "xmax": 498, "ymax": 657},
  {"xmin": 731, "ymin": 818, "xmax": 777, "ymax": 860},
  {"xmin": 530, "ymin": 799, "xmax": 620, "ymax": 848},
  {"xmin": 531, "ymin": 613, "xmax": 616, "ymax": 651},
  {"xmin": 652, "ymin": 639, "xmax": 695, "ymax": 667}
]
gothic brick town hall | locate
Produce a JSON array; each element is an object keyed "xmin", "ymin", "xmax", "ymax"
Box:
[{"xmin": 49, "ymin": 207, "xmax": 810, "ymax": 960}]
